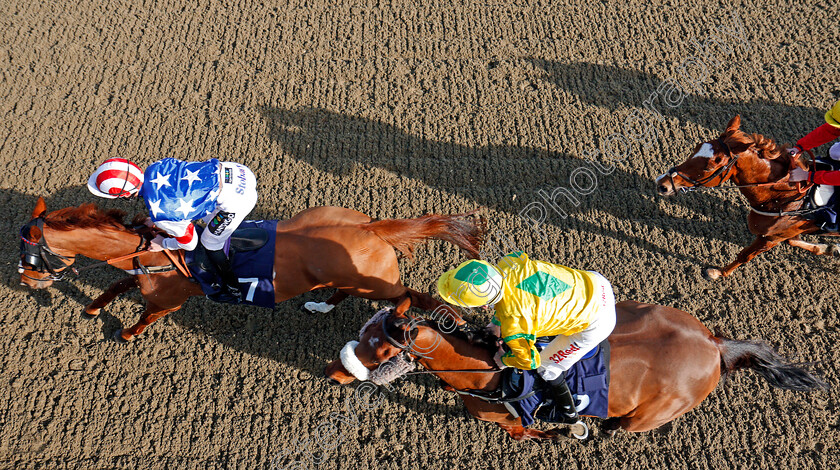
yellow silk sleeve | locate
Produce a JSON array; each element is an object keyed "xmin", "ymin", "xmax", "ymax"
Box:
[{"xmin": 500, "ymin": 334, "xmax": 540, "ymax": 370}]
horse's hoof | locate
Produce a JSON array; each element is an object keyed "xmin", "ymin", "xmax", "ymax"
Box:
[
  {"xmin": 569, "ymin": 420, "xmax": 590, "ymax": 440},
  {"xmin": 701, "ymin": 267, "xmax": 722, "ymax": 281},
  {"xmin": 113, "ymin": 330, "xmax": 134, "ymax": 343},
  {"xmin": 82, "ymin": 308, "xmax": 100, "ymax": 319},
  {"xmin": 829, "ymin": 245, "xmax": 840, "ymax": 257}
]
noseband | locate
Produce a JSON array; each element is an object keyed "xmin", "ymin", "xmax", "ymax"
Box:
[
  {"xmin": 19, "ymin": 217, "xmax": 76, "ymax": 282},
  {"xmin": 666, "ymin": 138, "xmax": 740, "ymax": 192}
]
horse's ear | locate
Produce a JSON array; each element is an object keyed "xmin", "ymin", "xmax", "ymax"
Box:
[
  {"xmin": 32, "ymin": 197, "xmax": 46, "ymax": 219},
  {"xmin": 29, "ymin": 225, "xmax": 42, "ymax": 241},
  {"xmin": 725, "ymin": 115, "xmax": 741, "ymax": 133}
]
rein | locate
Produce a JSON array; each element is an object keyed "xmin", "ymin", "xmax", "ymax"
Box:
[
  {"xmin": 669, "ymin": 140, "xmax": 821, "ymax": 217},
  {"xmin": 379, "ymin": 315, "xmax": 501, "ymax": 375},
  {"xmin": 667, "ymin": 138, "xmax": 804, "ymax": 193},
  {"xmin": 19, "ymin": 218, "xmax": 186, "ymax": 281}
]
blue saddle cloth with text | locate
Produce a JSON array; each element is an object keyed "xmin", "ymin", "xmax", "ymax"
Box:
[
  {"xmin": 184, "ymin": 220, "xmax": 277, "ymax": 308},
  {"xmin": 507, "ymin": 340, "xmax": 610, "ymax": 426}
]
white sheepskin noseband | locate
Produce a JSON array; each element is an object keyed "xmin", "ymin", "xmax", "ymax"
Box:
[{"xmin": 339, "ymin": 341, "xmax": 370, "ymax": 381}]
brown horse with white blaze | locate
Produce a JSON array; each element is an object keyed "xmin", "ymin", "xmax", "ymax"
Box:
[
  {"xmin": 655, "ymin": 115, "xmax": 839, "ymax": 280},
  {"xmin": 18, "ymin": 197, "xmax": 483, "ymax": 341},
  {"xmin": 324, "ymin": 302, "xmax": 825, "ymax": 440}
]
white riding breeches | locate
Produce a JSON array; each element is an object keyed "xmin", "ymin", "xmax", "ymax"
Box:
[
  {"xmin": 200, "ymin": 162, "xmax": 258, "ymax": 251},
  {"xmin": 536, "ymin": 272, "xmax": 616, "ymax": 382}
]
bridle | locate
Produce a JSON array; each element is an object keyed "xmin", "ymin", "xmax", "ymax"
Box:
[
  {"xmin": 376, "ymin": 314, "xmax": 500, "ymax": 376},
  {"xmin": 665, "ymin": 138, "xmax": 743, "ymax": 192},
  {"xmin": 19, "ymin": 217, "xmax": 77, "ymax": 282},
  {"xmin": 18, "ymin": 217, "xmax": 182, "ymax": 283}
]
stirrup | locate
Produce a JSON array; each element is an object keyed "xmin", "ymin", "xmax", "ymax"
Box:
[{"xmin": 207, "ymin": 284, "xmax": 242, "ymax": 304}]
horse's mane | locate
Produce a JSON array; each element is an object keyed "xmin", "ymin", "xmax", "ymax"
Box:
[
  {"xmin": 416, "ymin": 318, "xmax": 498, "ymax": 352},
  {"xmin": 725, "ymin": 129, "xmax": 787, "ymax": 161},
  {"xmin": 361, "ymin": 307, "xmax": 498, "ymax": 353},
  {"xmin": 43, "ymin": 204, "xmax": 129, "ymax": 232}
]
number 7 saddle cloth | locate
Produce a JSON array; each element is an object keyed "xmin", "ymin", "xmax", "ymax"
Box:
[{"xmin": 184, "ymin": 220, "xmax": 278, "ymax": 308}]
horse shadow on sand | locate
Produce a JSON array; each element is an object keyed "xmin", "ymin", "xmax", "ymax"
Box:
[{"xmin": 527, "ymin": 60, "xmax": 834, "ymax": 144}]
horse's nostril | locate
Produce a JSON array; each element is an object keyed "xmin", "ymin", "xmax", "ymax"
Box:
[
  {"xmin": 328, "ymin": 378, "xmax": 340, "ymax": 386},
  {"xmin": 658, "ymin": 185, "xmax": 669, "ymax": 194}
]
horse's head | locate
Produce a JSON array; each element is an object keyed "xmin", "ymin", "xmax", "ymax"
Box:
[
  {"xmin": 324, "ymin": 308, "xmax": 422, "ymax": 386},
  {"xmin": 18, "ymin": 198, "xmax": 132, "ymax": 289},
  {"xmin": 18, "ymin": 198, "xmax": 78, "ymax": 289},
  {"xmin": 656, "ymin": 115, "xmax": 757, "ymax": 196}
]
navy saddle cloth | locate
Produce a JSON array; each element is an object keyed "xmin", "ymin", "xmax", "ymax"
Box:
[
  {"xmin": 800, "ymin": 157, "xmax": 840, "ymax": 232},
  {"xmin": 502, "ymin": 339, "xmax": 610, "ymax": 426},
  {"xmin": 184, "ymin": 220, "xmax": 278, "ymax": 308}
]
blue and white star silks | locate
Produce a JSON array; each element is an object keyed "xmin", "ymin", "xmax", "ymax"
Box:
[{"xmin": 139, "ymin": 158, "xmax": 221, "ymax": 222}]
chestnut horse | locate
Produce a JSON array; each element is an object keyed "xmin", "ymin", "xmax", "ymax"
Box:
[
  {"xmin": 18, "ymin": 197, "xmax": 483, "ymax": 341},
  {"xmin": 324, "ymin": 302, "xmax": 825, "ymax": 440},
  {"xmin": 655, "ymin": 115, "xmax": 839, "ymax": 280}
]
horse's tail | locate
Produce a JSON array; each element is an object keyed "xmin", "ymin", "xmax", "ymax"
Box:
[
  {"xmin": 714, "ymin": 334, "xmax": 827, "ymax": 391},
  {"xmin": 361, "ymin": 212, "xmax": 486, "ymax": 258}
]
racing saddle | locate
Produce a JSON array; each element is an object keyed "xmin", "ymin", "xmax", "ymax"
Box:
[{"xmin": 186, "ymin": 226, "xmax": 269, "ymax": 278}]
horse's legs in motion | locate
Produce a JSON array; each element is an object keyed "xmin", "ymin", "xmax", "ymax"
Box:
[
  {"xmin": 302, "ymin": 290, "xmax": 349, "ymax": 314},
  {"xmin": 786, "ymin": 235, "xmax": 840, "ymax": 257},
  {"xmin": 600, "ymin": 417, "xmax": 622, "ymax": 437},
  {"xmin": 703, "ymin": 235, "xmax": 781, "ymax": 280},
  {"xmin": 497, "ymin": 424, "xmax": 562, "ymax": 441},
  {"xmin": 84, "ymin": 277, "xmax": 138, "ymax": 317},
  {"xmin": 117, "ymin": 304, "xmax": 181, "ymax": 342}
]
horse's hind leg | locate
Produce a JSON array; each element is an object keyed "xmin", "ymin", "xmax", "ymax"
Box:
[
  {"xmin": 116, "ymin": 305, "xmax": 181, "ymax": 342},
  {"xmin": 84, "ymin": 277, "xmax": 138, "ymax": 317},
  {"xmin": 786, "ymin": 236, "xmax": 840, "ymax": 257},
  {"xmin": 302, "ymin": 290, "xmax": 349, "ymax": 314}
]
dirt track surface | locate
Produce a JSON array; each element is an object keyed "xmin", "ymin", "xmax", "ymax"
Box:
[{"xmin": 1, "ymin": 0, "xmax": 839, "ymax": 468}]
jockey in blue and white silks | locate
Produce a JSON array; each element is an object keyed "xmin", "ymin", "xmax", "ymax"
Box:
[{"xmin": 88, "ymin": 157, "xmax": 258, "ymax": 303}]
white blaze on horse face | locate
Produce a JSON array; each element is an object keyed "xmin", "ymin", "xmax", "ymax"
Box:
[
  {"xmin": 692, "ymin": 142, "xmax": 715, "ymax": 160},
  {"xmin": 368, "ymin": 336, "xmax": 380, "ymax": 348}
]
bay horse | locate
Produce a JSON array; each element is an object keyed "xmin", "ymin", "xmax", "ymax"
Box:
[
  {"xmin": 18, "ymin": 197, "xmax": 483, "ymax": 341},
  {"xmin": 655, "ymin": 115, "xmax": 839, "ymax": 280},
  {"xmin": 324, "ymin": 302, "xmax": 825, "ymax": 440}
]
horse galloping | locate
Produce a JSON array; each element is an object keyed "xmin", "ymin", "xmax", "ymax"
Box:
[
  {"xmin": 655, "ymin": 115, "xmax": 839, "ymax": 280},
  {"xmin": 18, "ymin": 197, "xmax": 484, "ymax": 341},
  {"xmin": 324, "ymin": 301, "xmax": 825, "ymax": 440}
]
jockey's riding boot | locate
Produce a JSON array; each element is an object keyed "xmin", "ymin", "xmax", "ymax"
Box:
[
  {"xmin": 537, "ymin": 373, "xmax": 580, "ymax": 424},
  {"xmin": 206, "ymin": 248, "xmax": 242, "ymax": 303}
]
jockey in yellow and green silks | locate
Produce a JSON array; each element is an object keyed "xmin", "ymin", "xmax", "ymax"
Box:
[{"xmin": 436, "ymin": 252, "xmax": 616, "ymax": 423}]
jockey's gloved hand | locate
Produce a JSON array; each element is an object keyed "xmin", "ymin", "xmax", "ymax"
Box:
[
  {"xmin": 789, "ymin": 167, "xmax": 811, "ymax": 182},
  {"xmin": 148, "ymin": 235, "xmax": 167, "ymax": 252},
  {"xmin": 485, "ymin": 321, "xmax": 501, "ymax": 338},
  {"xmin": 493, "ymin": 346, "xmax": 508, "ymax": 369}
]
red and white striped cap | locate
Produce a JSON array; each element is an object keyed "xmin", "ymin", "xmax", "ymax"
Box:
[{"xmin": 87, "ymin": 158, "xmax": 144, "ymax": 198}]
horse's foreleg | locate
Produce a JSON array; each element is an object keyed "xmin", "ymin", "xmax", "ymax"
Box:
[
  {"xmin": 786, "ymin": 236, "xmax": 840, "ymax": 257},
  {"xmin": 84, "ymin": 277, "xmax": 138, "ymax": 317},
  {"xmin": 302, "ymin": 290, "xmax": 349, "ymax": 314},
  {"xmin": 117, "ymin": 305, "xmax": 181, "ymax": 342},
  {"xmin": 703, "ymin": 236, "xmax": 780, "ymax": 280},
  {"xmin": 497, "ymin": 423, "xmax": 562, "ymax": 441}
]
